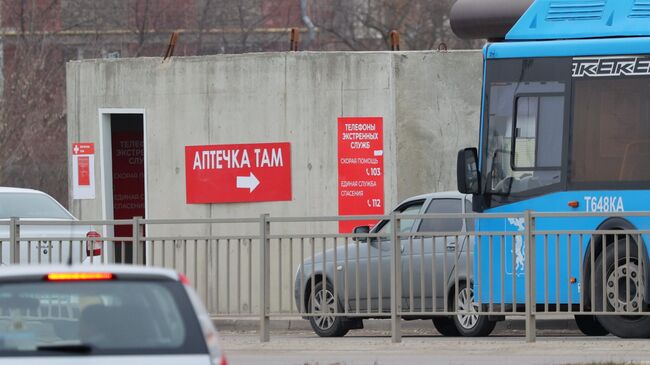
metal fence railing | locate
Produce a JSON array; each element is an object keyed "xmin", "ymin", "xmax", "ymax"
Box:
[{"xmin": 2, "ymin": 211, "xmax": 650, "ymax": 343}]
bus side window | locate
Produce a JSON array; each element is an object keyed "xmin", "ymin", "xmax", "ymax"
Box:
[
  {"xmin": 508, "ymin": 94, "xmax": 564, "ymax": 193},
  {"xmin": 513, "ymin": 95, "xmax": 564, "ymax": 170},
  {"xmin": 514, "ymin": 96, "xmax": 539, "ymax": 169}
]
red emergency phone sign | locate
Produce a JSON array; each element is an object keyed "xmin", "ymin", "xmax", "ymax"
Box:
[
  {"xmin": 338, "ymin": 117, "xmax": 385, "ymax": 233},
  {"xmin": 72, "ymin": 143, "xmax": 95, "ymax": 200},
  {"xmin": 77, "ymin": 156, "xmax": 90, "ymax": 186}
]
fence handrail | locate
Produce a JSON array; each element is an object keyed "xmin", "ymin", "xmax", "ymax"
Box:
[
  {"xmin": 8, "ymin": 210, "xmax": 650, "ymax": 227},
  {"xmin": 532, "ymin": 211, "xmax": 650, "ymax": 218},
  {"xmin": 7, "ymin": 210, "xmax": 650, "ymax": 344}
]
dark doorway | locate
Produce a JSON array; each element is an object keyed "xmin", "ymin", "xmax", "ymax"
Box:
[{"xmin": 110, "ymin": 114, "xmax": 145, "ymax": 264}]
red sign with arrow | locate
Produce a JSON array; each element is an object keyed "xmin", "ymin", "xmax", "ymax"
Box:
[{"xmin": 185, "ymin": 142, "xmax": 292, "ymax": 204}]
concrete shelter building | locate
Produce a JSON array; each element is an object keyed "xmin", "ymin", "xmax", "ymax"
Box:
[{"xmin": 66, "ymin": 50, "xmax": 482, "ymax": 310}]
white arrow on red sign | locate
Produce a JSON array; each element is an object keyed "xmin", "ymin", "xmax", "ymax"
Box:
[{"xmin": 236, "ymin": 172, "xmax": 260, "ymax": 193}]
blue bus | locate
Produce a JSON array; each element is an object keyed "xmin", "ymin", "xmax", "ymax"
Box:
[{"xmin": 452, "ymin": 0, "xmax": 650, "ymax": 338}]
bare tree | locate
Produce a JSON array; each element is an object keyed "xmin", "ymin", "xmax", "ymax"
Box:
[
  {"xmin": 309, "ymin": 0, "xmax": 481, "ymax": 51},
  {"xmin": 0, "ymin": 0, "xmax": 68, "ymax": 203},
  {"xmin": 195, "ymin": 0, "xmax": 300, "ymax": 55},
  {"xmin": 196, "ymin": 0, "xmax": 217, "ymax": 54},
  {"xmin": 0, "ymin": 0, "xmax": 481, "ymax": 206},
  {"xmin": 132, "ymin": 0, "xmax": 189, "ymax": 57}
]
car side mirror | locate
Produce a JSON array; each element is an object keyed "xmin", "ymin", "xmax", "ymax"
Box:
[
  {"xmin": 353, "ymin": 225, "xmax": 370, "ymax": 241},
  {"xmin": 457, "ymin": 147, "xmax": 480, "ymax": 194}
]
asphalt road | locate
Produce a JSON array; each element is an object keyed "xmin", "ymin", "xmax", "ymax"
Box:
[{"xmin": 220, "ymin": 329, "xmax": 650, "ymax": 365}]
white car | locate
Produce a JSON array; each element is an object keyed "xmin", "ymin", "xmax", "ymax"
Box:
[
  {"xmin": 0, "ymin": 265, "xmax": 226, "ymax": 364},
  {"xmin": 0, "ymin": 187, "xmax": 102, "ymax": 265}
]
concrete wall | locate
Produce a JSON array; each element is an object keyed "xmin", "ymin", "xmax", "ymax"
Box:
[
  {"xmin": 67, "ymin": 51, "xmax": 482, "ymax": 221},
  {"xmin": 66, "ymin": 50, "xmax": 483, "ymax": 312},
  {"xmin": 394, "ymin": 52, "xmax": 483, "ymax": 199}
]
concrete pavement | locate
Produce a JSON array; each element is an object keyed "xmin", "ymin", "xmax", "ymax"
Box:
[
  {"xmin": 218, "ymin": 321, "xmax": 650, "ymax": 365},
  {"xmin": 220, "ymin": 331, "xmax": 650, "ymax": 365}
]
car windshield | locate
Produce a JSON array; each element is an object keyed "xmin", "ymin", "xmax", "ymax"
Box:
[
  {"xmin": 376, "ymin": 203, "xmax": 424, "ymax": 234},
  {"xmin": 0, "ymin": 193, "xmax": 72, "ymax": 220},
  {"xmin": 0, "ymin": 280, "xmax": 206, "ymax": 356}
]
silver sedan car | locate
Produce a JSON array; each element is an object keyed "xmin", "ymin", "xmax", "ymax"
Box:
[{"xmin": 294, "ymin": 191, "xmax": 496, "ymax": 337}]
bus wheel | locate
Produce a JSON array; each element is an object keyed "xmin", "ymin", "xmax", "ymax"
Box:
[
  {"xmin": 594, "ymin": 242, "xmax": 650, "ymax": 338},
  {"xmin": 574, "ymin": 315, "xmax": 608, "ymax": 336}
]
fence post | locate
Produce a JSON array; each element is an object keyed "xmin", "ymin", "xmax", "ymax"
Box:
[
  {"xmin": 259, "ymin": 214, "xmax": 271, "ymax": 342},
  {"xmin": 524, "ymin": 210, "xmax": 536, "ymax": 343},
  {"xmin": 390, "ymin": 213, "xmax": 402, "ymax": 343},
  {"xmin": 132, "ymin": 217, "xmax": 143, "ymax": 265},
  {"xmin": 9, "ymin": 217, "xmax": 20, "ymax": 264}
]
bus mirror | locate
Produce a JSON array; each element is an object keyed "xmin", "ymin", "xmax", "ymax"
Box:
[{"xmin": 457, "ymin": 148, "xmax": 480, "ymax": 194}]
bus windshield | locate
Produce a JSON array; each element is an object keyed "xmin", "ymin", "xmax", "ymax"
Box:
[
  {"xmin": 483, "ymin": 58, "xmax": 568, "ymax": 198},
  {"xmin": 482, "ymin": 56, "xmax": 650, "ymax": 205}
]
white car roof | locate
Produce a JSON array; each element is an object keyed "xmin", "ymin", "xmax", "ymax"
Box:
[
  {"xmin": 0, "ymin": 187, "xmax": 47, "ymax": 194},
  {"xmin": 0, "ymin": 265, "xmax": 180, "ymax": 281},
  {"xmin": 0, "ymin": 186, "xmax": 76, "ymax": 221},
  {"xmin": 401, "ymin": 191, "xmax": 469, "ymax": 204}
]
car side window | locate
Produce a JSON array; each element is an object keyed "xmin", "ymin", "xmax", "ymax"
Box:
[
  {"xmin": 377, "ymin": 201, "xmax": 424, "ymax": 235},
  {"xmin": 418, "ymin": 199, "xmax": 463, "ymax": 232}
]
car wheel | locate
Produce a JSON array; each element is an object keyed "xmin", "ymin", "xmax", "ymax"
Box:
[
  {"xmin": 432, "ymin": 316, "xmax": 460, "ymax": 336},
  {"xmin": 594, "ymin": 242, "xmax": 650, "ymax": 338},
  {"xmin": 452, "ymin": 282, "xmax": 496, "ymax": 337},
  {"xmin": 307, "ymin": 281, "xmax": 350, "ymax": 337},
  {"xmin": 575, "ymin": 315, "xmax": 609, "ymax": 336}
]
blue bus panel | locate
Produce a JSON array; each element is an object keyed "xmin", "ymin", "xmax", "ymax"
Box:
[{"xmin": 476, "ymin": 191, "xmax": 650, "ymax": 305}]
